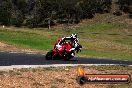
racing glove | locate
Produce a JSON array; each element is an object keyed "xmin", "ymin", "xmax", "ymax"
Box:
[{"xmin": 69, "ymin": 48, "xmax": 75, "ymax": 51}]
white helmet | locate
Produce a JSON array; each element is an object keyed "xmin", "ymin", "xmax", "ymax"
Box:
[
  {"xmin": 70, "ymin": 34, "xmax": 77, "ymax": 41},
  {"xmin": 70, "ymin": 34, "xmax": 77, "ymax": 39}
]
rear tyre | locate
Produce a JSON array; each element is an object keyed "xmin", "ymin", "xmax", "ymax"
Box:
[{"xmin": 45, "ymin": 50, "xmax": 54, "ymax": 60}]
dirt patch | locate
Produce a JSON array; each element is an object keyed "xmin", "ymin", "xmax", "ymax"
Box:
[
  {"xmin": 0, "ymin": 66, "xmax": 131, "ymax": 88},
  {"xmin": 0, "ymin": 42, "xmax": 10, "ymax": 48}
]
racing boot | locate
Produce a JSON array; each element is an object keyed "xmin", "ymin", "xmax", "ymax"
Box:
[{"xmin": 71, "ymin": 52, "xmax": 75, "ymax": 57}]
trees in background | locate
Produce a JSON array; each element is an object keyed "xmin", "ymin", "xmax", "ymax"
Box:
[
  {"xmin": 0, "ymin": 0, "xmax": 12, "ymax": 25},
  {"xmin": 0, "ymin": 0, "xmax": 112, "ymax": 28},
  {"xmin": 118, "ymin": 0, "xmax": 132, "ymax": 13}
]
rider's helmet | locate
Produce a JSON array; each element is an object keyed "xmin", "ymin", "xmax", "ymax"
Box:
[{"xmin": 70, "ymin": 34, "xmax": 77, "ymax": 42}]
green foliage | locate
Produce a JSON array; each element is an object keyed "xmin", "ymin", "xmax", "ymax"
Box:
[
  {"xmin": 0, "ymin": 0, "xmax": 112, "ymax": 27},
  {"xmin": 10, "ymin": 10, "xmax": 24, "ymax": 27},
  {"xmin": 118, "ymin": 0, "xmax": 132, "ymax": 13},
  {"xmin": 0, "ymin": 0, "xmax": 12, "ymax": 25}
]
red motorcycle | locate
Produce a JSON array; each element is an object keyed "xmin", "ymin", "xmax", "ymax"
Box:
[{"xmin": 45, "ymin": 42, "xmax": 82, "ymax": 60}]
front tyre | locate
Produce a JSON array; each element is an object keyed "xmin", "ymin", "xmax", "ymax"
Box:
[{"xmin": 45, "ymin": 50, "xmax": 54, "ymax": 60}]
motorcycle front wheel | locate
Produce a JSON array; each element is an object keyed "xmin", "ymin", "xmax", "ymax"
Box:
[{"xmin": 45, "ymin": 50, "xmax": 54, "ymax": 60}]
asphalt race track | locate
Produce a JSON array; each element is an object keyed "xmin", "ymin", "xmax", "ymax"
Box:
[{"xmin": 0, "ymin": 52, "xmax": 132, "ymax": 66}]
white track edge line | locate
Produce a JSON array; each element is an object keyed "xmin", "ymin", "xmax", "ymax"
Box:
[{"xmin": 0, "ymin": 64, "xmax": 132, "ymax": 70}]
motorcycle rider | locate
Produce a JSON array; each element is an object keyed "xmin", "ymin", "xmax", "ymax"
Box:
[{"xmin": 55, "ymin": 34, "xmax": 79, "ymax": 56}]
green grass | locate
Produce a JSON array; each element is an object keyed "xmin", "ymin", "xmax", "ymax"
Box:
[
  {"xmin": 0, "ymin": 14, "xmax": 132, "ymax": 61},
  {"xmin": 75, "ymin": 22, "xmax": 126, "ymax": 33},
  {"xmin": 0, "ymin": 28, "xmax": 58, "ymax": 50}
]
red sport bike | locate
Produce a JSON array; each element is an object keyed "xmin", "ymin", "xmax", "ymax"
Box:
[{"xmin": 45, "ymin": 41, "xmax": 82, "ymax": 60}]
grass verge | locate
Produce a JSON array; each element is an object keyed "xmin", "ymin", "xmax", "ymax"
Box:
[{"xmin": 0, "ymin": 14, "xmax": 132, "ymax": 60}]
